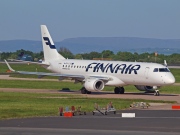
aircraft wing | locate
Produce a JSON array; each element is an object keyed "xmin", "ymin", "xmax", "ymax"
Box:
[
  {"xmin": 4, "ymin": 60, "xmax": 110, "ymax": 81},
  {"xmin": 19, "ymin": 71, "xmax": 85, "ymax": 79},
  {"xmin": 88, "ymin": 76, "xmax": 110, "ymax": 81},
  {"xmin": 5, "ymin": 60, "xmax": 84, "ymax": 78}
]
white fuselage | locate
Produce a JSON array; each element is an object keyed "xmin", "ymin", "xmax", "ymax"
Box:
[{"xmin": 45, "ymin": 59, "xmax": 175, "ymax": 87}]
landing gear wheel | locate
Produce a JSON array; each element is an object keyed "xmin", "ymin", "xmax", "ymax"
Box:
[
  {"xmin": 114, "ymin": 87, "xmax": 120, "ymax": 94},
  {"xmin": 81, "ymin": 87, "xmax": 87, "ymax": 94},
  {"xmin": 114, "ymin": 87, "xmax": 125, "ymax": 94},
  {"xmin": 119, "ymin": 87, "xmax": 125, "ymax": 94},
  {"xmin": 81, "ymin": 87, "xmax": 91, "ymax": 94},
  {"xmin": 86, "ymin": 91, "xmax": 92, "ymax": 94},
  {"xmin": 154, "ymin": 90, "xmax": 160, "ymax": 96}
]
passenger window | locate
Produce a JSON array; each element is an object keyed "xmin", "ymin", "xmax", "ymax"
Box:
[{"xmin": 153, "ymin": 68, "xmax": 158, "ymax": 72}]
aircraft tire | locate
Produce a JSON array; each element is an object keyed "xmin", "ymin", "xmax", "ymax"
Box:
[
  {"xmin": 81, "ymin": 87, "xmax": 91, "ymax": 94},
  {"xmin": 86, "ymin": 91, "xmax": 92, "ymax": 94},
  {"xmin": 119, "ymin": 87, "xmax": 125, "ymax": 94},
  {"xmin": 114, "ymin": 87, "xmax": 120, "ymax": 94},
  {"xmin": 81, "ymin": 87, "xmax": 87, "ymax": 94}
]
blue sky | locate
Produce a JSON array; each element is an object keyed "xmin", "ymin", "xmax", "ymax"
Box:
[{"xmin": 0, "ymin": 0, "xmax": 180, "ymax": 41}]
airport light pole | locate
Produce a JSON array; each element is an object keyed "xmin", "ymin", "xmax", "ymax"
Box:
[{"xmin": 154, "ymin": 52, "xmax": 158, "ymax": 62}]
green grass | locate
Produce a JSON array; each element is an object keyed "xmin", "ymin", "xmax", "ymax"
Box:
[
  {"xmin": 160, "ymin": 85, "xmax": 180, "ymax": 94},
  {"xmin": 0, "ymin": 80, "xmax": 82, "ymax": 90},
  {"xmin": 0, "ymin": 79, "xmax": 180, "ymax": 94},
  {"xmin": 170, "ymin": 68, "xmax": 180, "ymax": 82},
  {"xmin": 0, "ymin": 92, "xmax": 175, "ymax": 119},
  {"xmin": 0, "ymin": 63, "xmax": 48, "ymax": 72}
]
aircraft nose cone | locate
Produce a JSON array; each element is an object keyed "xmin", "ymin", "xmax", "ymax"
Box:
[{"xmin": 167, "ymin": 75, "xmax": 175, "ymax": 84}]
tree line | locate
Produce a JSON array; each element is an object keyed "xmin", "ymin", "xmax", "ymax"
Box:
[{"xmin": 0, "ymin": 47, "xmax": 180, "ymax": 65}]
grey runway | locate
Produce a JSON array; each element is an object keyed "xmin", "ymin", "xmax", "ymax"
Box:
[
  {"xmin": 0, "ymin": 110, "xmax": 180, "ymax": 135},
  {"xmin": 0, "ymin": 128, "xmax": 180, "ymax": 135}
]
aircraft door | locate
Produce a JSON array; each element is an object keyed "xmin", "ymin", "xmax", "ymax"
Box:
[
  {"xmin": 58, "ymin": 63, "xmax": 62, "ymax": 74},
  {"xmin": 144, "ymin": 67, "xmax": 149, "ymax": 79}
]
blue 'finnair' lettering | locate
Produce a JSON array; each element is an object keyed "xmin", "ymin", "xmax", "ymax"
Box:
[
  {"xmin": 86, "ymin": 62, "xmax": 141, "ymax": 74},
  {"xmin": 43, "ymin": 37, "xmax": 56, "ymax": 49}
]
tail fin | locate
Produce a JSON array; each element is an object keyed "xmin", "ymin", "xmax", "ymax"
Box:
[{"xmin": 41, "ymin": 25, "xmax": 65, "ymax": 61}]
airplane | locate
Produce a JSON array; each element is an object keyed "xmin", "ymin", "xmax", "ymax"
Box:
[{"xmin": 5, "ymin": 25, "xmax": 175, "ymax": 96}]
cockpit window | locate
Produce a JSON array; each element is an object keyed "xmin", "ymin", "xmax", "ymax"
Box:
[
  {"xmin": 153, "ymin": 68, "xmax": 158, "ymax": 72},
  {"xmin": 153, "ymin": 68, "xmax": 170, "ymax": 72},
  {"xmin": 159, "ymin": 68, "xmax": 170, "ymax": 72}
]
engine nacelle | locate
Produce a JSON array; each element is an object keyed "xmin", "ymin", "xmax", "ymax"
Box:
[
  {"xmin": 135, "ymin": 85, "xmax": 159, "ymax": 92},
  {"xmin": 84, "ymin": 78, "xmax": 104, "ymax": 91}
]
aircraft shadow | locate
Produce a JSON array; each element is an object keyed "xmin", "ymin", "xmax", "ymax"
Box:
[
  {"xmin": 58, "ymin": 89, "xmax": 79, "ymax": 93},
  {"xmin": 114, "ymin": 92, "xmax": 178, "ymax": 97},
  {"xmin": 126, "ymin": 92, "xmax": 178, "ymax": 96},
  {"xmin": 57, "ymin": 89, "xmax": 179, "ymax": 97}
]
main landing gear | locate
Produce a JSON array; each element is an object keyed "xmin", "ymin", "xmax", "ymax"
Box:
[
  {"xmin": 154, "ymin": 90, "xmax": 160, "ymax": 96},
  {"xmin": 80, "ymin": 87, "xmax": 91, "ymax": 94},
  {"xmin": 114, "ymin": 87, "xmax": 125, "ymax": 94}
]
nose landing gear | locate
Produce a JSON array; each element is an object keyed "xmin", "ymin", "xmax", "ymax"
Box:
[{"xmin": 154, "ymin": 90, "xmax": 160, "ymax": 96}]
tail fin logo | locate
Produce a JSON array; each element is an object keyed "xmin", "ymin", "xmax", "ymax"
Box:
[{"xmin": 43, "ymin": 37, "xmax": 56, "ymax": 49}]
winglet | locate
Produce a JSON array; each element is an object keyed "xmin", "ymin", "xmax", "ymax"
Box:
[{"xmin": 4, "ymin": 60, "xmax": 15, "ymax": 72}]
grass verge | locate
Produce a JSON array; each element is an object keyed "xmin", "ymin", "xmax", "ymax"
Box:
[
  {"xmin": 0, "ymin": 79, "xmax": 180, "ymax": 94},
  {"xmin": 0, "ymin": 92, "xmax": 176, "ymax": 119}
]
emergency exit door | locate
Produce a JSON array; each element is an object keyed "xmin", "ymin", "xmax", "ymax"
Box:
[{"xmin": 144, "ymin": 67, "xmax": 149, "ymax": 79}]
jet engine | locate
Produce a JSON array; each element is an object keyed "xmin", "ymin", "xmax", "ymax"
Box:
[
  {"xmin": 84, "ymin": 78, "xmax": 104, "ymax": 91},
  {"xmin": 135, "ymin": 85, "xmax": 159, "ymax": 92}
]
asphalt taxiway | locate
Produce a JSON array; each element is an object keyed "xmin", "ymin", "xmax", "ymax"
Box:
[{"xmin": 0, "ymin": 110, "xmax": 180, "ymax": 135}]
